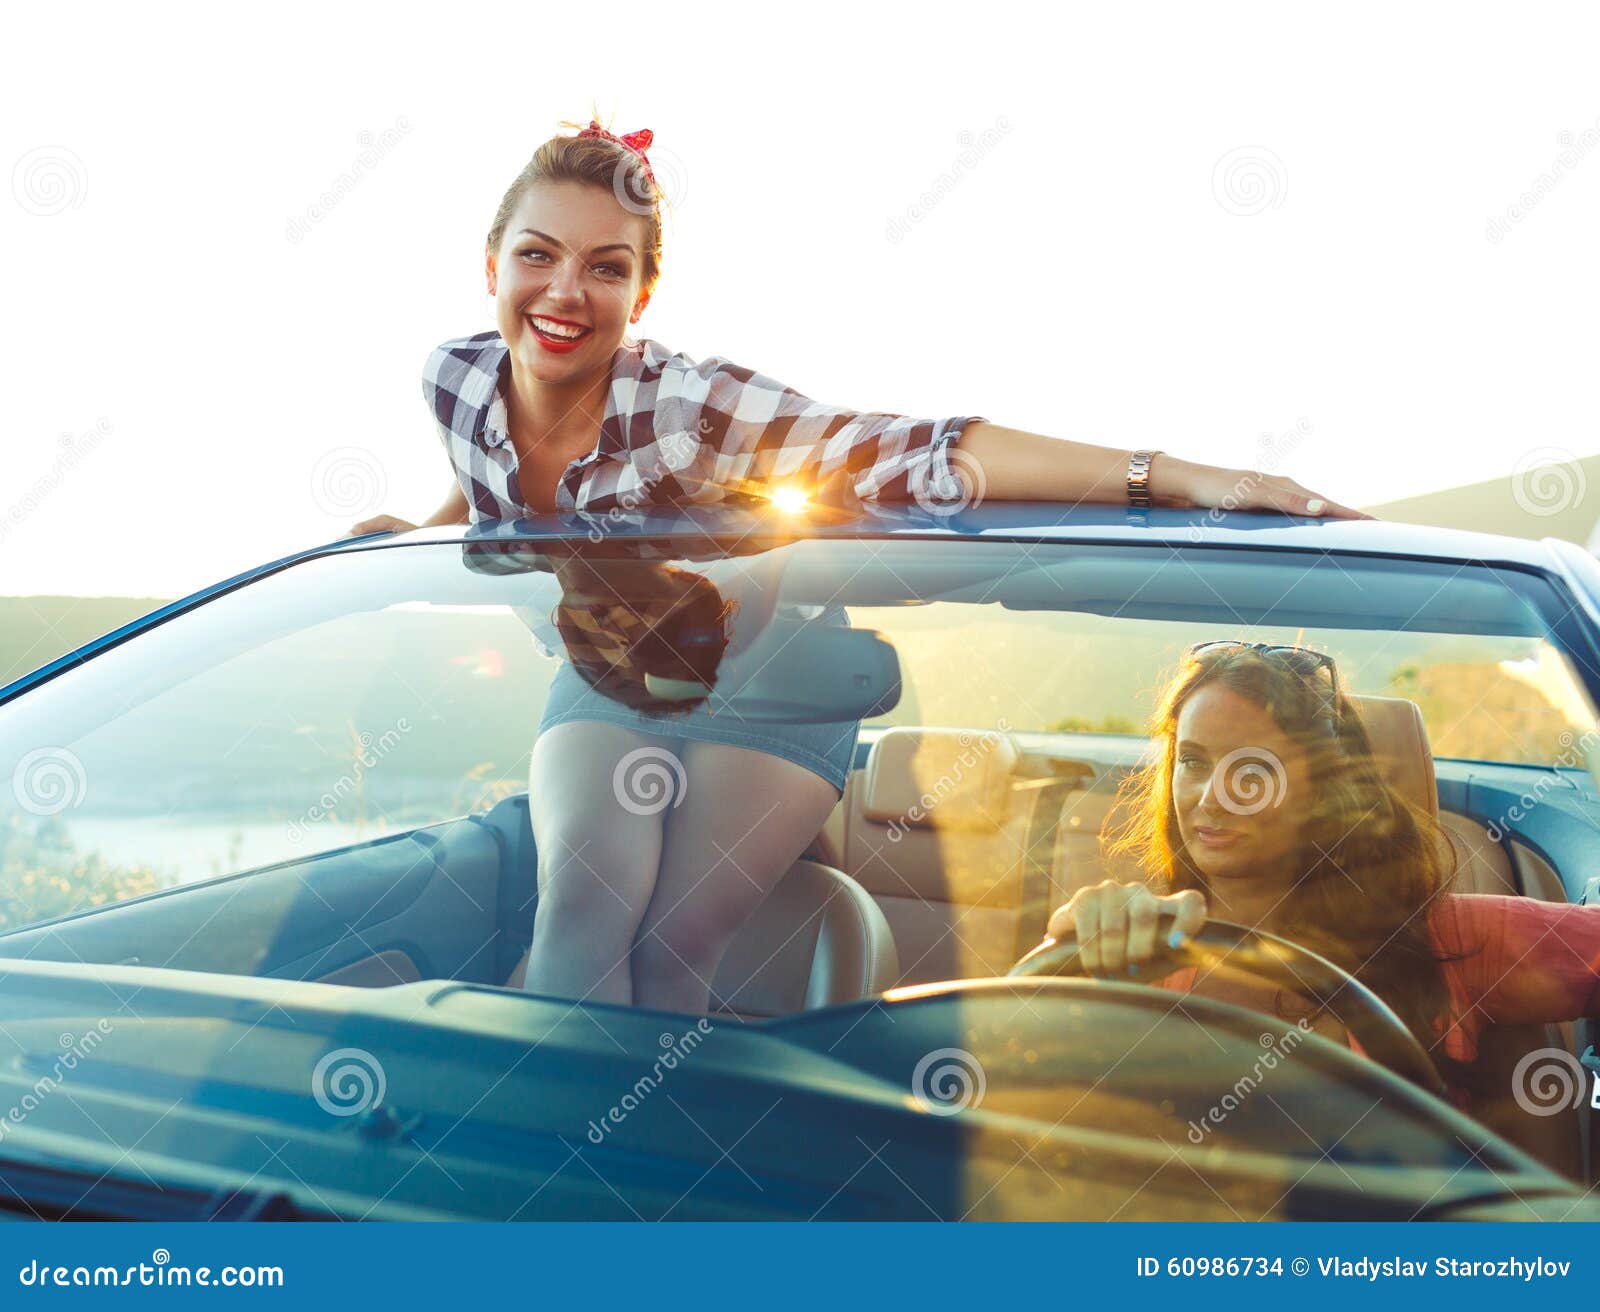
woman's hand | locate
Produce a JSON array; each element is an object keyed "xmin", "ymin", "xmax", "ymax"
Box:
[
  {"xmin": 346, "ymin": 513, "xmax": 419, "ymax": 538},
  {"xmin": 948, "ymin": 425, "xmax": 1373, "ymax": 519},
  {"xmin": 1045, "ymin": 880, "xmax": 1209, "ymax": 975},
  {"xmin": 1150, "ymin": 455, "xmax": 1372, "ymax": 520}
]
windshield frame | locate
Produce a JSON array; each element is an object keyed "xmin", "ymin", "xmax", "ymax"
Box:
[{"xmin": 9, "ymin": 529, "xmax": 1597, "ymax": 718}]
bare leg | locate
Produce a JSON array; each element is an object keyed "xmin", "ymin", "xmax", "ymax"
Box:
[
  {"xmin": 523, "ymin": 721, "xmax": 676, "ymax": 1005},
  {"xmin": 631, "ymin": 742, "xmax": 842, "ymax": 1014}
]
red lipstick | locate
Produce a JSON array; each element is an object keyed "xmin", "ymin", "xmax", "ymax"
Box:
[{"xmin": 526, "ymin": 315, "xmax": 592, "ymax": 354}]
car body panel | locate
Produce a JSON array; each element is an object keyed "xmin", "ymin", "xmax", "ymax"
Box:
[{"xmin": 0, "ymin": 954, "xmax": 1586, "ymax": 1221}]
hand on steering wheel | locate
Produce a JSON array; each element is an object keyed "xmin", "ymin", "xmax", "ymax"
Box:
[
  {"xmin": 1042, "ymin": 880, "xmax": 1209, "ymax": 975},
  {"xmin": 1011, "ymin": 882, "xmax": 1445, "ymax": 1097}
]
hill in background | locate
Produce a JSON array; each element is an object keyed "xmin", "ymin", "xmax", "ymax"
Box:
[{"xmin": 1, "ymin": 596, "xmax": 168, "ymax": 688}]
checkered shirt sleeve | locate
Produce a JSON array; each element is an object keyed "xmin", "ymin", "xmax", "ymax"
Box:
[{"xmin": 574, "ymin": 350, "xmax": 986, "ymax": 513}]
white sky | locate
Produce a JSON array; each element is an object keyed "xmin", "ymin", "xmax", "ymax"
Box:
[{"xmin": 3, "ymin": 0, "xmax": 1598, "ymax": 598}]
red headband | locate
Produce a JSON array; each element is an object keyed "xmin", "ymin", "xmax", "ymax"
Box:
[{"xmin": 577, "ymin": 120, "xmax": 657, "ymax": 189}]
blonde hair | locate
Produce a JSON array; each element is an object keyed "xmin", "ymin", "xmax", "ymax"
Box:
[{"xmin": 486, "ymin": 115, "xmax": 667, "ymax": 293}]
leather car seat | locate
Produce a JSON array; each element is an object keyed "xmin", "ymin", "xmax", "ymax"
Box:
[
  {"xmin": 1353, "ymin": 693, "xmax": 1584, "ymax": 1179},
  {"xmin": 502, "ymin": 859, "xmax": 898, "ymax": 1021},
  {"xmin": 824, "ymin": 727, "xmax": 1041, "ymax": 985},
  {"xmin": 707, "ymin": 859, "xmax": 899, "ymax": 1020}
]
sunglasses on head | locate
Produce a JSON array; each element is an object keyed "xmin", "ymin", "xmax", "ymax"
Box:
[{"xmin": 1187, "ymin": 640, "xmax": 1342, "ymax": 724}]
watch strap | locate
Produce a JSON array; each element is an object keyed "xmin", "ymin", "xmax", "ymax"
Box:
[{"xmin": 1127, "ymin": 449, "xmax": 1162, "ymax": 508}]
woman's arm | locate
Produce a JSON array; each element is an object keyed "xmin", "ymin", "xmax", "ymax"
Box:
[
  {"xmin": 657, "ymin": 352, "xmax": 1367, "ymax": 519},
  {"xmin": 956, "ymin": 422, "xmax": 1369, "ymax": 519},
  {"xmin": 1440, "ymin": 894, "xmax": 1600, "ymax": 1023},
  {"xmin": 348, "ymin": 482, "xmax": 470, "ymax": 537}
]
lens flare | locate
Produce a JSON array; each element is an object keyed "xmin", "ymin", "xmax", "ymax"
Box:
[{"xmin": 769, "ymin": 485, "xmax": 811, "ymax": 514}]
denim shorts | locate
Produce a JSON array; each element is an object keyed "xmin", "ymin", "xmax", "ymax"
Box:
[{"xmin": 536, "ymin": 657, "xmax": 861, "ymax": 796}]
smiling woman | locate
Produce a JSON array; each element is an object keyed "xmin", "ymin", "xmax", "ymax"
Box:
[
  {"xmin": 351, "ymin": 117, "xmax": 1366, "ymax": 535},
  {"xmin": 1041, "ymin": 640, "xmax": 1600, "ymax": 1144},
  {"xmin": 343, "ymin": 113, "xmax": 1369, "ymax": 1019}
]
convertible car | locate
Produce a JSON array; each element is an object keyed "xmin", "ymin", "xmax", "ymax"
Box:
[{"xmin": 1, "ymin": 502, "xmax": 1599, "ymax": 1220}]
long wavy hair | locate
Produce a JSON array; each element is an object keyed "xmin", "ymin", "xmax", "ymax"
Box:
[{"xmin": 1105, "ymin": 644, "xmax": 1470, "ymax": 1082}]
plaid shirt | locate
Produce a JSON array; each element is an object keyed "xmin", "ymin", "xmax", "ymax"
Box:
[{"xmin": 422, "ymin": 331, "xmax": 984, "ymax": 521}]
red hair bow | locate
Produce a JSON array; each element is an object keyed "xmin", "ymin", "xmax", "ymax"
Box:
[{"xmin": 577, "ymin": 120, "xmax": 657, "ymax": 189}]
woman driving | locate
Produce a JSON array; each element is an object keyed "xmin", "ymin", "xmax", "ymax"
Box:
[{"xmin": 1043, "ymin": 640, "xmax": 1600, "ymax": 1113}]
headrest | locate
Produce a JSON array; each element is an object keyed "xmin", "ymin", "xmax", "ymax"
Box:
[
  {"xmin": 1347, "ymin": 694, "xmax": 1437, "ymax": 819},
  {"xmin": 861, "ymin": 727, "xmax": 1019, "ymax": 831}
]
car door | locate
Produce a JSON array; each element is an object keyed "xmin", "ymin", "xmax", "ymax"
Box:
[
  {"xmin": 0, "ymin": 794, "xmax": 534, "ymax": 987},
  {"xmin": 0, "ymin": 547, "xmax": 556, "ymax": 988}
]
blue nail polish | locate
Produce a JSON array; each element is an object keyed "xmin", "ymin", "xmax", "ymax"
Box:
[{"xmin": 1168, "ymin": 929, "xmax": 1186, "ymax": 949}]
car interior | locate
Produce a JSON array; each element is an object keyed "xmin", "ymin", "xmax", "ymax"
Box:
[
  {"xmin": 2, "ymin": 690, "xmax": 1591, "ymax": 1182},
  {"xmin": 3, "ymin": 536, "xmax": 1598, "ymax": 1189},
  {"xmin": 789, "ymin": 701, "xmax": 1592, "ymax": 1181}
]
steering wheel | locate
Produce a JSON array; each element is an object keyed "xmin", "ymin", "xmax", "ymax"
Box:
[{"xmin": 1008, "ymin": 913, "xmax": 1446, "ymax": 1097}]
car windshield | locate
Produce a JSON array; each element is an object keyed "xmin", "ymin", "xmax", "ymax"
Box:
[{"xmin": 1, "ymin": 534, "xmax": 1597, "ymax": 934}]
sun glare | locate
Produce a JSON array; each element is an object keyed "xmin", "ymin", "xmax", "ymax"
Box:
[{"xmin": 770, "ymin": 485, "xmax": 811, "ymax": 515}]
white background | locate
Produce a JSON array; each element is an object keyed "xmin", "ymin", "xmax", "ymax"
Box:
[{"xmin": 3, "ymin": 0, "xmax": 1598, "ymax": 597}]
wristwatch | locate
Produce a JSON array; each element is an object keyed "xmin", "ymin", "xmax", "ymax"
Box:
[{"xmin": 1127, "ymin": 450, "xmax": 1162, "ymax": 508}]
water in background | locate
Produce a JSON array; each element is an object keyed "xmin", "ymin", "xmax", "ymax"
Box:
[{"xmin": 62, "ymin": 815, "xmax": 389, "ymax": 884}]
